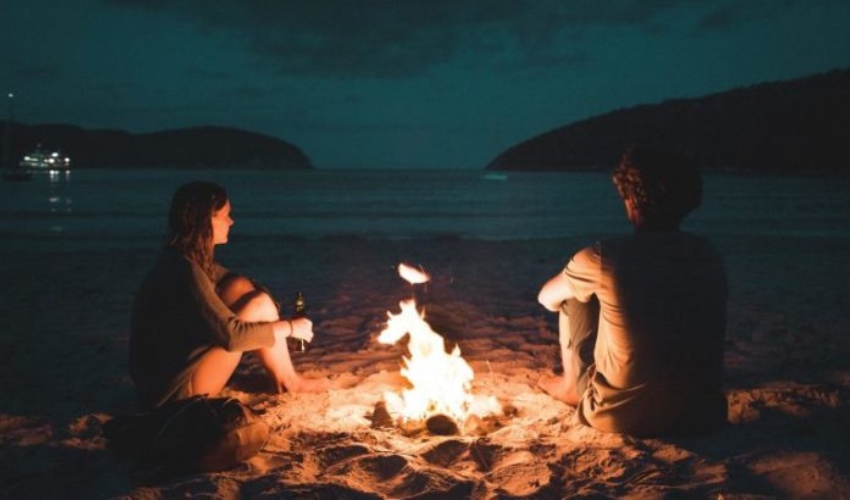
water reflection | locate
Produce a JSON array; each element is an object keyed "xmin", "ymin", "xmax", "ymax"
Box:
[
  {"xmin": 48, "ymin": 194, "xmax": 73, "ymax": 213},
  {"xmin": 48, "ymin": 170, "xmax": 72, "ymax": 183},
  {"xmin": 45, "ymin": 171, "xmax": 73, "ymax": 222}
]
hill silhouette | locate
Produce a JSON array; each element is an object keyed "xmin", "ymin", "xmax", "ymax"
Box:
[
  {"xmin": 487, "ymin": 67, "xmax": 850, "ymax": 173},
  {"xmin": 0, "ymin": 124, "xmax": 313, "ymax": 170}
]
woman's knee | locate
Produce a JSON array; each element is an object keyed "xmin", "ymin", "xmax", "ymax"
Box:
[
  {"xmin": 217, "ymin": 274, "xmax": 278, "ymax": 321},
  {"xmin": 236, "ymin": 291, "xmax": 279, "ymax": 322},
  {"xmin": 218, "ymin": 274, "xmax": 257, "ymax": 307}
]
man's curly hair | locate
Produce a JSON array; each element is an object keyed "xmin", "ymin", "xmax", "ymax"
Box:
[{"xmin": 612, "ymin": 145, "xmax": 702, "ymax": 228}]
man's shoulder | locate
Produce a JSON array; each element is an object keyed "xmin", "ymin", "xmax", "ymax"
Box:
[
  {"xmin": 600, "ymin": 231, "xmax": 716, "ymax": 248},
  {"xmin": 596, "ymin": 231, "xmax": 722, "ymax": 264}
]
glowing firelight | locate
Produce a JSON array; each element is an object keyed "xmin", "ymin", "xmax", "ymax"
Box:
[
  {"xmin": 397, "ymin": 262, "xmax": 430, "ymax": 284},
  {"xmin": 378, "ymin": 263, "xmax": 500, "ymax": 426}
]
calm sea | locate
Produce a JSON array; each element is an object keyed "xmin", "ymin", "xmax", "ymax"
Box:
[{"xmin": 1, "ymin": 169, "xmax": 849, "ymax": 252}]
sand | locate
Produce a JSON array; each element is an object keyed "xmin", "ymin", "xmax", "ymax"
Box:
[{"xmin": 1, "ymin": 234, "xmax": 850, "ymax": 499}]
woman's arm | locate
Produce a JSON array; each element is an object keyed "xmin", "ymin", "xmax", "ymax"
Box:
[
  {"xmin": 211, "ymin": 269, "xmax": 314, "ymax": 347},
  {"xmin": 187, "ymin": 264, "xmax": 277, "ymax": 352}
]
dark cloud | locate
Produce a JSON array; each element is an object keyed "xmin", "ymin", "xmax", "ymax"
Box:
[
  {"xmin": 693, "ymin": 0, "xmax": 847, "ymax": 32},
  {"xmin": 103, "ymin": 0, "xmax": 710, "ymax": 78},
  {"xmin": 695, "ymin": 1, "xmax": 785, "ymax": 32}
]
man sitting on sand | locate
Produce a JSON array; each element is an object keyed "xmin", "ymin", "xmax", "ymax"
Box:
[{"xmin": 537, "ymin": 146, "xmax": 727, "ymax": 436}]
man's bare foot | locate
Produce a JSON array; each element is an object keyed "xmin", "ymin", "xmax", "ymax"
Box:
[
  {"xmin": 537, "ymin": 374, "xmax": 580, "ymax": 406},
  {"xmin": 277, "ymin": 375, "xmax": 332, "ymax": 394}
]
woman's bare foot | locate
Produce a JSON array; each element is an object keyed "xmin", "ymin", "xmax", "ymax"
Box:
[
  {"xmin": 276, "ymin": 375, "xmax": 332, "ymax": 394},
  {"xmin": 537, "ymin": 374, "xmax": 580, "ymax": 406}
]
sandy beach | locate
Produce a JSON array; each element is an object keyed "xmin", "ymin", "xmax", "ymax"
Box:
[{"xmin": 2, "ymin": 234, "xmax": 850, "ymax": 499}]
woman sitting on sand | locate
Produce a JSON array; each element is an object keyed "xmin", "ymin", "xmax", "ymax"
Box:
[{"xmin": 129, "ymin": 180, "xmax": 329, "ymax": 408}]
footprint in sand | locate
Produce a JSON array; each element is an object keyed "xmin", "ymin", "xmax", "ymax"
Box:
[
  {"xmin": 421, "ymin": 439, "xmax": 469, "ymax": 468},
  {"xmin": 315, "ymin": 443, "xmax": 373, "ymax": 470}
]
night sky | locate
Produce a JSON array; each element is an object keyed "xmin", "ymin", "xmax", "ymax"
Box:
[{"xmin": 2, "ymin": 1, "xmax": 849, "ymax": 169}]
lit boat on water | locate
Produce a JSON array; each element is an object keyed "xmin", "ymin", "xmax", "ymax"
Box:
[{"xmin": 19, "ymin": 144, "xmax": 71, "ymax": 172}]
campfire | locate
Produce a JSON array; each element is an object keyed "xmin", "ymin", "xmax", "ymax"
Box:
[{"xmin": 376, "ymin": 263, "xmax": 503, "ymax": 435}]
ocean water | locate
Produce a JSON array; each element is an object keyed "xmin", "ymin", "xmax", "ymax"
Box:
[{"xmin": 1, "ymin": 169, "xmax": 849, "ymax": 252}]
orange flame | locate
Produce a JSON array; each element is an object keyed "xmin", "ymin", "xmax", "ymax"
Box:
[{"xmin": 378, "ymin": 264, "xmax": 500, "ymax": 425}]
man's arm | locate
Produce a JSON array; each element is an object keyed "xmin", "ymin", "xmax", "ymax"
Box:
[
  {"xmin": 538, "ymin": 271, "xmax": 574, "ymax": 312},
  {"xmin": 538, "ymin": 245, "xmax": 600, "ymax": 311}
]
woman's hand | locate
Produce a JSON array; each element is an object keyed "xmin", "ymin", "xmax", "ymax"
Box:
[
  {"xmin": 288, "ymin": 316, "xmax": 314, "ymax": 343},
  {"xmin": 272, "ymin": 316, "xmax": 314, "ymax": 346}
]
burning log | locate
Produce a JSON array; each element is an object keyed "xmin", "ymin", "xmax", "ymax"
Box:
[
  {"xmin": 367, "ymin": 399, "xmax": 517, "ymax": 437},
  {"xmin": 425, "ymin": 414, "xmax": 460, "ymax": 436}
]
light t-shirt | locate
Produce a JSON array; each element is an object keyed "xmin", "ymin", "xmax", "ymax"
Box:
[{"xmin": 563, "ymin": 231, "xmax": 727, "ymax": 436}]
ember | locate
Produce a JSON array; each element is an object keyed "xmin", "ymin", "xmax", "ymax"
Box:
[{"xmin": 377, "ymin": 263, "xmax": 502, "ymax": 431}]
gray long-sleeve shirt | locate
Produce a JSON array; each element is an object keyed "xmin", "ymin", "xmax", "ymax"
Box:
[{"xmin": 129, "ymin": 248, "xmax": 275, "ymax": 408}]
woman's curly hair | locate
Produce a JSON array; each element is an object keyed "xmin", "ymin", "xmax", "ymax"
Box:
[
  {"xmin": 166, "ymin": 181, "xmax": 229, "ymax": 277},
  {"xmin": 612, "ymin": 145, "xmax": 702, "ymax": 228}
]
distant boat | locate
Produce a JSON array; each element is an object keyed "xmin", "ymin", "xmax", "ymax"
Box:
[{"xmin": 19, "ymin": 144, "xmax": 71, "ymax": 172}]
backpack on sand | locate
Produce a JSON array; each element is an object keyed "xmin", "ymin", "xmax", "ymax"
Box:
[{"xmin": 103, "ymin": 396, "xmax": 270, "ymax": 476}]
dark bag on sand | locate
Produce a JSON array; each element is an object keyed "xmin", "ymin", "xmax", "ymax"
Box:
[{"xmin": 103, "ymin": 396, "xmax": 270, "ymax": 474}]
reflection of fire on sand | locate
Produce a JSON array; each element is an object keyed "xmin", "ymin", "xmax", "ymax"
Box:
[{"xmin": 375, "ymin": 263, "xmax": 506, "ymax": 435}]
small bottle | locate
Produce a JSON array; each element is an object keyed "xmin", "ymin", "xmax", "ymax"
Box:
[{"xmin": 292, "ymin": 292, "xmax": 307, "ymax": 352}]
